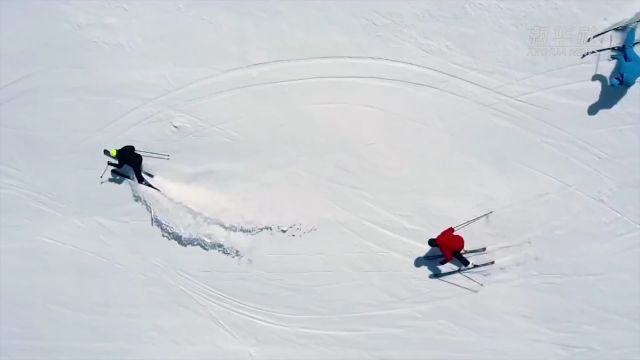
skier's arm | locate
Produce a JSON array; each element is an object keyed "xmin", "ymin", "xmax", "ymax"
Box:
[
  {"xmin": 440, "ymin": 227, "xmax": 455, "ymax": 236},
  {"xmin": 108, "ymin": 161, "xmax": 124, "ymax": 169}
]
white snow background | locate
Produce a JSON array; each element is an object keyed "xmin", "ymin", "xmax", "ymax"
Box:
[{"xmin": 1, "ymin": 1, "xmax": 639, "ymax": 359}]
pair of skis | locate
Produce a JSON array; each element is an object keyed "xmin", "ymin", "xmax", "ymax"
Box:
[
  {"xmin": 581, "ymin": 14, "xmax": 640, "ymax": 59},
  {"xmin": 425, "ymin": 247, "xmax": 495, "ymax": 279},
  {"xmin": 109, "ymin": 169, "xmax": 160, "ymax": 191}
]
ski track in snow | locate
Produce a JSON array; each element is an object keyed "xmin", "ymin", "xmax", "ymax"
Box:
[
  {"xmin": 100, "ymin": 56, "xmax": 540, "ymax": 133},
  {"xmin": 96, "ymin": 55, "xmax": 564, "ymax": 141}
]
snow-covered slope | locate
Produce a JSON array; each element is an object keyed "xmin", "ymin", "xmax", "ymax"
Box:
[{"xmin": 1, "ymin": 1, "xmax": 639, "ymax": 359}]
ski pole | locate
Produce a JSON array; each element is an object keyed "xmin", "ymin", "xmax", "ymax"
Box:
[
  {"xmin": 457, "ymin": 211, "xmax": 492, "ymax": 227},
  {"xmin": 458, "ymin": 270, "xmax": 483, "ymax": 286},
  {"xmin": 581, "ymin": 40, "xmax": 640, "ymax": 59},
  {"xmin": 140, "ymin": 154, "xmax": 170, "ymax": 160},
  {"xmin": 454, "ymin": 211, "xmax": 493, "ymax": 231},
  {"xmin": 137, "ymin": 150, "xmax": 170, "ymax": 157},
  {"xmin": 100, "ymin": 163, "xmax": 109, "ymax": 178}
]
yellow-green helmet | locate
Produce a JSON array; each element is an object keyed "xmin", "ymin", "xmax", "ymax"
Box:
[{"xmin": 109, "ymin": 148, "xmax": 118, "ymax": 157}]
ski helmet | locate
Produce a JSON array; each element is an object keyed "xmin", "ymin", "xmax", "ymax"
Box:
[
  {"xmin": 427, "ymin": 238, "xmax": 437, "ymax": 247},
  {"xmin": 109, "ymin": 148, "xmax": 118, "ymax": 157}
]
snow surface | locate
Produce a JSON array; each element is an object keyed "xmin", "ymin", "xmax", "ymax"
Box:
[{"xmin": 1, "ymin": 1, "xmax": 639, "ymax": 359}]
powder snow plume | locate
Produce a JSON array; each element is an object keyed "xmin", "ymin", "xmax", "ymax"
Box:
[{"xmin": 128, "ymin": 177, "xmax": 316, "ymax": 259}]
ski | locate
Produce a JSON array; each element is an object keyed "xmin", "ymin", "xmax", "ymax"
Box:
[
  {"xmin": 103, "ymin": 149, "xmax": 155, "ymax": 178},
  {"xmin": 581, "ymin": 40, "xmax": 640, "ymax": 59},
  {"xmin": 587, "ymin": 13, "xmax": 640, "ymax": 43},
  {"xmin": 423, "ymin": 247, "xmax": 486, "ymax": 260},
  {"xmin": 429, "ymin": 260, "xmax": 495, "ymax": 279},
  {"xmin": 110, "ymin": 169, "xmax": 160, "ymax": 191}
]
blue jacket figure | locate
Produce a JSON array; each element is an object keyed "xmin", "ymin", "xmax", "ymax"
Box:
[{"xmin": 610, "ymin": 25, "xmax": 640, "ymax": 87}]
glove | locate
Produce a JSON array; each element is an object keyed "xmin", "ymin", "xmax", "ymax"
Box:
[{"xmin": 107, "ymin": 162, "xmax": 116, "ymax": 167}]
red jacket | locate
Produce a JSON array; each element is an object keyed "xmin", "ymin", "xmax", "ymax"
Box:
[{"xmin": 436, "ymin": 227, "xmax": 464, "ymax": 264}]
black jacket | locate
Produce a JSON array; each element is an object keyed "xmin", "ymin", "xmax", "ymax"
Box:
[{"xmin": 110, "ymin": 145, "xmax": 142, "ymax": 169}]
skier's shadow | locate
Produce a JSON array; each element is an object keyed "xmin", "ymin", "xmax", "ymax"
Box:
[
  {"xmin": 588, "ymin": 74, "xmax": 629, "ymax": 116},
  {"xmin": 101, "ymin": 168, "xmax": 132, "ymax": 186},
  {"xmin": 414, "ymin": 247, "xmax": 464, "ymax": 276}
]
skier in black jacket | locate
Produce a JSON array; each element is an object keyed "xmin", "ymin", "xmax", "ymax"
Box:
[{"xmin": 107, "ymin": 145, "xmax": 159, "ymax": 191}]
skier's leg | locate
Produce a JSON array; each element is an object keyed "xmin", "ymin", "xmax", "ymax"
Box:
[
  {"xmin": 610, "ymin": 74, "xmax": 623, "ymax": 87},
  {"xmin": 609, "ymin": 61, "xmax": 625, "ymax": 87},
  {"xmin": 453, "ymin": 252, "xmax": 470, "ymax": 267},
  {"xmin": 133, "ymin": 165, "xmax": 160, "ymax": 190},
  {"xmin": 133, "ymin": 166, "xmax": 146, "ymax": 184}
]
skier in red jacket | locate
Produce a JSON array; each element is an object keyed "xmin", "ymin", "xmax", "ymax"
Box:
[{"xmin": 428, "ymin": 227, "xmax": 473, "ymax": 268}]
